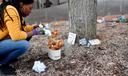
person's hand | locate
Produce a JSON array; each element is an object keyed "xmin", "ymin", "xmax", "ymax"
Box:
[
  {"xmin": 32, "ymin": 28, "xmax": 45, "ymax": 35},
  {"xmin": 32, "ymin": 28, "xmax": 51, "ymax": 36},
  {"xmin": 32, "ymin": 28, "xmax": 40, "ymax": 35}
]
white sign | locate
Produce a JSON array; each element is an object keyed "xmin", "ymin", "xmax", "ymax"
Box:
[
  {"xmin": 67, "ymin": 32, "xmax": 76, "ymax": 45},
  {"xmin": 89, "ymin": 39, "xmax": 101, "ymax": 45}
]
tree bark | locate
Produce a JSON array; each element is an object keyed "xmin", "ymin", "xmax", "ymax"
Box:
[{"xmin": 69, "ymin": 0, "xmax": 97, "ymax": 41}]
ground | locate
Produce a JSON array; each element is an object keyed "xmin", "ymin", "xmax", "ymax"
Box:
[{"xmin": 4, "ymin": 17, "xmax": 128, "ymax": 76}]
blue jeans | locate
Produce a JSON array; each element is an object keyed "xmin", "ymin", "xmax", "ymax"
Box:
[{"xmin": 0, "ymin": 39, "xmax": 29, "ymax": 64}]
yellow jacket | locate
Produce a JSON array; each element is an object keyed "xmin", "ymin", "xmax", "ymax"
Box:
[{"xmin": 0, "ymin": 5, "xmax": 34, "ymax": 41}]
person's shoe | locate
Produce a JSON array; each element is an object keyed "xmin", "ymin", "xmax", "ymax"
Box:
[
  {"xmin": 10, "ymin": 58, "xmax": 19, "ymax": 64},
  {"xmin": 0, "ymin": 64, "xmax": 16, "ymax": 75}
]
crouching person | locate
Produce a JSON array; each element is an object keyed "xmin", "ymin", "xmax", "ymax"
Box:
[{"xmin": 0, "ymin": 0, "xmax": 43, "ymax": 75}]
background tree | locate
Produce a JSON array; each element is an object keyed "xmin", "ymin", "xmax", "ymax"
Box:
[{"xmin": 69, "ymin": 0, "xmax": 97, "ymax": 42}]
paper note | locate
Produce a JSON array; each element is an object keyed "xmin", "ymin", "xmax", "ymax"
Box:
[
  {"xmin": 89, "ymin": 39, "xmax": 101, "ymax": 45},
  {"xmin": 67, "ymin": 32, "xmax": 76, "ymax": 45}
]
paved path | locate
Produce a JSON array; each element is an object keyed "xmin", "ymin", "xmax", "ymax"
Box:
[{"xmin": 26, "ymin": 1, "xmax": 128, "ymax": 23}]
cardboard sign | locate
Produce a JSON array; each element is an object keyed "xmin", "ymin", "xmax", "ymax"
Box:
[{"xmin": 67, "ymin": 32, "xmax": 76, "ymax": 45}]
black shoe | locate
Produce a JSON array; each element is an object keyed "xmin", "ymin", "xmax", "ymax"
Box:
[
  {"xmin": 0, "ymin": 64, "xmax": 16, "ymax": 75},
  {"xmin": 9, "ymin": 58, "xmax": 19, "ymax": 64}
]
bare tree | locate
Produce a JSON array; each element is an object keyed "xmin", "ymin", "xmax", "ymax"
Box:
[
  {"xmin": 69, "ymin": 0, "xmax": 97, "ymax": 41},
  {"xmin": 57, "ymin": 0, "xmax": 60, "ymax": 5}
]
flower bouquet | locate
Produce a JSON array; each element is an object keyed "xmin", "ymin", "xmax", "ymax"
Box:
[
  {"xmin": 47, "ymin": 30, "xmax": 64, "ymax": 60},
  {"xmin": 48, "ymin": 30, "xmax": 64, "ymax": 50}
]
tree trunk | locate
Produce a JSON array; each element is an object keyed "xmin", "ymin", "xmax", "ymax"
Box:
[
  {"xmin": 57, "ymin": 0, "xmax": 60, "ymax": 5},
  {"xmin": 37, "ymin": 0, "xmax": 40, "ymax": 9},
  {"xmin": 69, "ymin": 0, "xmax": 97, "ymax": 41}
]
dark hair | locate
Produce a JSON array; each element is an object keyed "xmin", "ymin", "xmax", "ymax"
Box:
[
  {"xmin": 0, "ymin": 0, "xmax": 9, "ymax": 31},
  {"xmin": 0, "ymin": 0, "xmax": 34, "ymax": 31}
]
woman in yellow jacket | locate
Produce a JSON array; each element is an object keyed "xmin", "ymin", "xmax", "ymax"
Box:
[{"xmin": 0, "ymin": 0, "xmax": 42, "ymax": 66}]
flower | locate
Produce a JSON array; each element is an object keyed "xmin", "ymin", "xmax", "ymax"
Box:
[{"xmin": 48, "ymin": 30, "xmax": 64, "ymax": 50}]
